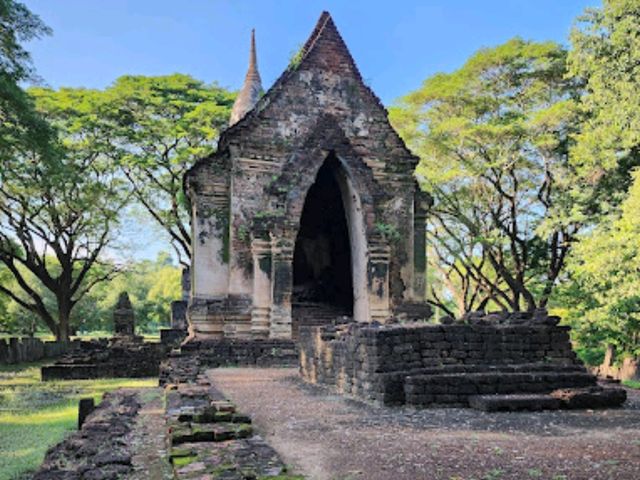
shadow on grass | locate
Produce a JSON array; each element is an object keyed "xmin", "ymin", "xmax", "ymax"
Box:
[{"xmin": 0, "ymin": 363, "xmax": 156, "ymax": 479}]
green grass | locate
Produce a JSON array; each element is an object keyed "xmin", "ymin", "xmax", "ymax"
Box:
[
  {"xmin": 622, "ymin": 379, "xmax": 640, "ymax": 389},
  {"xmin": 0, "ymin": 361, "xmax": 156, "ymax": 479}
]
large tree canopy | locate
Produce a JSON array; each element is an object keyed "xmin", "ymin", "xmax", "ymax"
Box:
[
  {"xmin": 0, "ymin": 0, "xmax": 53, "ymax": 163},
  {"xmin": 391, "ymin": 38, "xmax": 581, "ymax": 315},
  {"xmin": 566, "ymin": 171, "xmax": 640, "ymax": 358},
  {"xmin": 559, "ymin": 0, "xmax": 640, "ymax": 359},
  {"xmin": 568, "ymin": 0, "xmax": 640, "ymax": 179},
  {"xmin": 105, "ymin": 75, "xmax": 235, "ymax": 264},
  {"xmin": 0, "ymin": 87, "xmax": 129, "ymax": 341}
]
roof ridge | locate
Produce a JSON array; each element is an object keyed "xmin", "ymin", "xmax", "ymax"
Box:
[{"xmin": 299, "ymin": 11, "xmax": 332, "ymax": 59}]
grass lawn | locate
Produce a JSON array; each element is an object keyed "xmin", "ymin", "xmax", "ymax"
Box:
[{"xmin": 0, "ymin": 362, "xmax": 156, "ymax": 479}]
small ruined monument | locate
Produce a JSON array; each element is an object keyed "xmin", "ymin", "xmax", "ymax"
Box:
[
  {"xmin": 113, "ymin": 292, "xmax": 136, "ymax": 338},
  {"xmin": 186, "ymin": 12, "xmax": 432, "ymax": 340},
  {"xmin": 160, "ymin": 268, "xmax": 190, "ymax": 346}
]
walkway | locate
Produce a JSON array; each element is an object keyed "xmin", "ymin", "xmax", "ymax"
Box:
[{"xmin": 208, "ymin": 368, "xmax": 640, "ymax": 480}]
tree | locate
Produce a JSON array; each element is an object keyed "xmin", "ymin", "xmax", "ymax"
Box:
[
  {"xmin": 0, "ymin": 87, "xmax": 129, "ymax": 341},
  {"xmin": 568, "ymin": 0, "xmax": 640, "ymax": 191},
  {"xmin": 0, "ymin": 253, "xmax": 182, "ymax": 336},
  {"xmin": 391, "ymin": 38, "xmax": 581, "ymax": 315},
  {"xmin": 76, "ymin": 253, "xmax": 181, "ymax": 334},
  {"xmin": 560, "ymin": 0, "xmax": 640, "ymax": 359},
  {"xmin": 105, "ymin": 75, "xmax": 234, "ymax": 264},
  {"xmin": 567, "ymin": 170, "xmax": 640, "ymax": 358},
  {"xmin": 0, "ymin": 0, "xmax": 53, "ymax": 162}
]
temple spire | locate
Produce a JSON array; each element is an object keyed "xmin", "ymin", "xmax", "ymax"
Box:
[{"xmin": 229, "ymin": 29, "xmax": 263, "ymax": 126}]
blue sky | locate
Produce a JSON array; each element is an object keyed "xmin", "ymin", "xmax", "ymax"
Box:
[
  {"xmin": 25, "ymin": 0, "xmax": 596, "ymax": 105},
  {"xmin": 22, "ymin": 0, "xmax": 597, "ymax": 261}
]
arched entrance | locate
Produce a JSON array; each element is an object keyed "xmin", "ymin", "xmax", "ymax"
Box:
[{"xmin": 292, "ymin": 154, "xmax": 353, "ymax": 336}]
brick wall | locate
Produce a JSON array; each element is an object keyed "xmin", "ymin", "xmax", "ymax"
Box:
[{"xmin": 299, "ymin": 322, "xmax": 587, "ymax": 406}]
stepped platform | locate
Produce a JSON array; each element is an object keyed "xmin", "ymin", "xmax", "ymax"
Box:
[
  {"xmin": 405, "ymin": 370, "xmax": 596, "ymax": 407},
  {"xmin": 299, "ymin": 313, "xmax": 628, "ymax": 410}
]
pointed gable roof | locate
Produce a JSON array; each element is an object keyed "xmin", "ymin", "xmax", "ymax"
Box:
[
  {"xmin": 213, "ymin": 11, "xmax": 416, "ymax": 166},
  {"xmin": 220, "ymin": 11, "xmax": 375, "ymax": 137},
  {"xmin": 296, "ymin": 11, "xmax": 363, "ymax": 79}
]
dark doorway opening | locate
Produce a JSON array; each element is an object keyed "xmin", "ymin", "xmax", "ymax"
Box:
[{"xmin": 292, "ymin": 154, "xmax": 353, "ymax": 336}]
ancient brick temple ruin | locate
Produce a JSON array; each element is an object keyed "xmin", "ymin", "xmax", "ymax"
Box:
[
  {"xmin": 185, "ymin": 12, "xmax": 431, "ymax": 340},
  {"xmin": 175, "ymin": 11, "xmax": 627, "ymax": 412}
]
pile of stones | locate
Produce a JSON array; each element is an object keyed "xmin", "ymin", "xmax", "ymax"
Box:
[
  {"xmin": 32, "ymin": 391, "xmax": 140, "ymax": 479},
  {"xmin": 162, "ymin": 356, "xmax": 302, "ymax": 479}
]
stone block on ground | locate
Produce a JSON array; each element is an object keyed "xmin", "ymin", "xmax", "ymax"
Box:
[
  {"xmin": 551, "ymin": 386, "xmax": 627, "ymax": 409},
  {"xmin": 469, "ymin": 394, "xmax": 562, "ymax": 412}
]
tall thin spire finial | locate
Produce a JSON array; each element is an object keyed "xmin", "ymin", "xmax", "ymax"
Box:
[
  {"xmin": 229, "ymin": 29, "xmax": 263, "ymax": 126},
  {"xmin": 249, "ymin": 29, "xmax": 257, "ymax": 73}
]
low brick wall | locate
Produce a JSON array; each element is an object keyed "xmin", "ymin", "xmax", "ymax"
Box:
[
  {"xmin": 41, "ymin": 340, "xmax": 169, "ymax": 381},
  {"xmin": 180, "ymin": 339, "xmax": 298, "ymax": 367},
  {"xmin": 160, "ymin": 339, "xmax": 298, "ymax": 385},
  {"xmin": 0, "ymin": 337, "xmax": 72, "ymax": 364},
  {"xmin": 299, "ymin": 322, "xmax": 588, "ymax": 406}
]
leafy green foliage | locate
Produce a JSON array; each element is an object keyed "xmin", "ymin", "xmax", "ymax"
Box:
[
  {"xmin": 557, "ymin": 0, "xmax": 640, "ymax": 359},
  {"xmin": 105, "ymin": 74, "xmax": 234, "ymax": 263},
  {"xmin": 0, "ymin": 0, "xmax": 54, "ymax": 171},
  {"xmin": 566, "ymin": 171, "xmax": 640, "ymax": 357},
  {"xmin": 568, "ymin": 0, "xmax": 640, "ymax": 180},
  {"xmin": 1, "ymin": 86, "xmax": 128, "ymax": 341},
  {"xmin": 391, "ymin": 38, "xmax": 581, "ymax": 314},
  {"xmin": 0, "ymin": 253, "xmax": 181, "ymax": 335}
]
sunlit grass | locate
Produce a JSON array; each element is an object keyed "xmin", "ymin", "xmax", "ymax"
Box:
[
  {"xmin": 623, "ymin": 379, "xmax": 640, "ymax": 390},
  {"xmin": 0, "ymin": 362, "xmax": 156, "ymax": 479}
]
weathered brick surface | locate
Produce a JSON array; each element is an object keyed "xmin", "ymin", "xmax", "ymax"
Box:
[
  {"xmin": 299, "ymin": 318, "xmax": 597, "ymax": 407},
  {"xmin": 185, "ymin": 11, "xmax": 430, "ymax": 339},
  {"xmin": 159, "ymin": 339, "xmax": 298, "ymax": 386},
  {"xmin": 41, "ymin": 340, "xmax": 169, "ymax": 381},
  {"xmin": 164, "ymin": 362, "xmax": 297, "ymax": 479},
  {"xmin": 32, "ymin": 391, "xmax": 140, "ymax": 480}
]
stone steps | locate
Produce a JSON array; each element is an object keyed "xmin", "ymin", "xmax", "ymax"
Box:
[
  {"xmin": 469, "ymin": 386, "xmax": 628, "ymax": 412},
  {"xmin": 292, "ymin": 302, "xmax": 352, "ymax": 339},
  {"xmin": 164, "ymin": 373, "xmax": 297, "ymax": 479},
  {"xmin": 405, "ymin": 371, "xmax": 597, "ymax": 407},
  {"xmin": 469, "ymin": 394, "xmax": 562, "ymax": 412},
  {"xmin": 170, "ymin": 421, "xmax": 253, "ymax": 445}
]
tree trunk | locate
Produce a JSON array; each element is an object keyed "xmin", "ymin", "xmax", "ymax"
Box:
[{"xmin": 57, "ymin": 296, "xmax": 72, "ymax": 343}]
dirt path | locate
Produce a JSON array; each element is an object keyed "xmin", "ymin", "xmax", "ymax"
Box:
[
  {"xmin": 208, "ymin": 368, "xmax": 640, "ymax": 480},
  {"xmin": 129, "ymin": 388, "xmax": 174, "ymax": 480}
]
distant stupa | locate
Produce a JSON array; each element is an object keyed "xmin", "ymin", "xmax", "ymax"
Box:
[{"xmin": 229, "ymin": 29, "xmax": 263, "ymax": 125}]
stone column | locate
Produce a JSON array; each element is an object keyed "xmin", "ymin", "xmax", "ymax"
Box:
[
  {"xmin": 413, "ymin": 193, "xmax": 428, "ymax": 301},
  {"xmin": 181, "ymin": 267, "xmax": 191, "ymax": 302},
  {"xmin": 368, "ymin": 241, "xmax": 391, "ymax": 323},
  {"xmin": 251, "ymin": 238, "xmax": 272, "ymax": 338},
  {"xmin": 269, "ymin": 237, "xmax": 293, "ymax": 338},
  {"xmin": 189, "ymin": 184, "xmax": 229, "ymax": 339}
]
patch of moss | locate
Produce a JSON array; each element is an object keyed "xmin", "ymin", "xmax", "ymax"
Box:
[
  {"xmin": 169, "ymin": 447, "xmax": 195, "ymax": 459},
  {"xmin": 235, "ymin": 422, "xmax": 253, "ymax": 438},
  {"xmin": 172, "ymin": 454, "xmax": 198, "ymax": 467}
]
